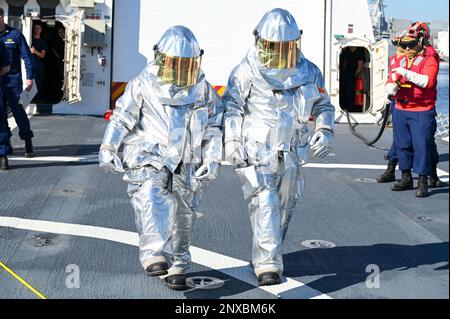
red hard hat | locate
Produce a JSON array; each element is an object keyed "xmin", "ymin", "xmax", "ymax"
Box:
[{"xmin": 407, "ymin": 21, "xmax": 431, "ymax": 40}]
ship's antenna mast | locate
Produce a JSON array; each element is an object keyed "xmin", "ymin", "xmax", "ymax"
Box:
[{"xmin": 370, "ymin": 0, "xmax": 389, "ymax": 39}]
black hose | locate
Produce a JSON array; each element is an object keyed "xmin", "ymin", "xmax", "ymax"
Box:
[{"xmin": 345, "ymin": 103, "xmax": 391, "ymax": 146}]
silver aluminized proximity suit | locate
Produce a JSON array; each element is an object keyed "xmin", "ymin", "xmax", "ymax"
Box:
[
  {"xmin": 223, "ymin": 8, "xmax": 335, "ymax": 278},
  {"xmin": 99, "ymin": 26, "xmax": 223, "ymax": 276}
]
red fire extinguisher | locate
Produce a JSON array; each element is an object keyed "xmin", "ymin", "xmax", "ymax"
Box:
[
  {"xmin": 354, "ymin": 76, "xmax": 365, "ymax": 107},
  {"xmin": 104, "ymin": 109, "xmax": 113, "ymax": 121}
]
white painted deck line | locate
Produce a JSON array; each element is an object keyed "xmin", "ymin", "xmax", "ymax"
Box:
[{"xmin": 0, "ymin": 216, "xmax": 331, "ymax": 299}]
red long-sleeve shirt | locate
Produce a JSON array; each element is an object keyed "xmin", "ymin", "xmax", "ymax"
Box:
[{"xmin": 387, "ymin": 46, "xmax": 439, "ymax": 111}]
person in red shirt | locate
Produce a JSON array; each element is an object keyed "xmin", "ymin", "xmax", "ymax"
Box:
[
  {"xmin": 384, "ymin": 22, "xmax": 443, "ymax": 197},
  {"xmin": 379, "ymin": 26, "xmax": 447, "ymax": 189},
  {"xmin": 377, "ymin": 31, "xmax": 406, "ymax": 183}
]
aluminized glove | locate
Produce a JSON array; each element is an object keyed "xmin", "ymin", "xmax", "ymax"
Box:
[
  {"xmin": 224, "ymin": 141, "xmax": 247, "ymax": 165},
  {"xmin": 310, "ymin": 129, "xmax": 333, "ymax": 159},
  {"xmin": 194, "ymin": 162, "xmax": 220, "ymax": 180},
  {"xmin": 385, "ymin": 83, "xmax": 399, "ymax": 97},
  {"xmin": 393, "ymin": 67, "xmax": 429, "ymax": 88},
  {"xmin": 98, "ymin": 147, "xmax": 125, "ymax": 173}
]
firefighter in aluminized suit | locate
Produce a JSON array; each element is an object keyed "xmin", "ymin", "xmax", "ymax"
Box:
[
  {"xmin": 98, "ymin": 26, "xmax": 223, "ymax": 291},
  {"xmin": 223, "ymin": 8, "xmax": 335, "ymax": 286}
]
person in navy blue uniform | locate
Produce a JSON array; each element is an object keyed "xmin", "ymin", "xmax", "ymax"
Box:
[
  {"xmin": 0, "ymin": 7, "xmax": 36, "ymax": 158},
  {"xmin": 0, "ymin": 38, "xmax": 11, "ymax": 170}
]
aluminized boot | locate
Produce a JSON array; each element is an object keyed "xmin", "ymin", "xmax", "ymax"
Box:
[{"xmin": 165, "ymin": 274, "xmax": 187, "ymax": 290}]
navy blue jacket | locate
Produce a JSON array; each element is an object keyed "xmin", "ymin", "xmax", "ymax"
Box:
[
  {"xmin": 0, "ymin": 40, "xmax": 10, "ymax": 98},
  {"xmin": 0, "ymin": 24, "xmax": 34, "ymax": 88}
]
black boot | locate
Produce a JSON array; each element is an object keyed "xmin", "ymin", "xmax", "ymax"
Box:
[
  {"xmin": 429, "ymin": 176, "xmax": 449, "ymax": 188},
  {"xmin": 377, "ymin": 160, "xmax": 397, "ymax": 183},
  {"xmin": 165, "ymin": 274, "xmax": 187, "ymax": 290},
  {"xmin": 0, "ymin": 156, "xmax": 9, "ymax": 170},
  {"xmin": 416, "ymin": 175, "xmax": 430, "ymax": 198},
  {"xmin": 391, "ymin": 170, "xmax": 413, "ymax": 191},
  {"xmin": 429, "ymin": 165, "xmax": 448, "ymax": 188},
  {"xmin": 145, "ymin": 262, "xmax": 169, "ymax": 277},
  {"xmin": 257, "ymin": 272, "xmax": 281, "ymax": 286},
  {"xmin": 24, "ymin": 138, "xmax": 35, "ymax": 158}
]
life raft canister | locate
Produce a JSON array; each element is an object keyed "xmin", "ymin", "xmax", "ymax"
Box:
[{"xmin": 354, "ymin": 77, "xmax": 365, "ymax": 106}]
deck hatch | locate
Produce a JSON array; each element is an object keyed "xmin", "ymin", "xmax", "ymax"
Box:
[
  {"xmin": 186, "ymin": 277, "xmax": 225, "ymax": 290},
  {"xmin": 301, "ymin": 240, "xmax": 336, "ymax": 249},
  {"xmin": 29, "ymin": 234, "xmax": 57, "ymax": 247}
]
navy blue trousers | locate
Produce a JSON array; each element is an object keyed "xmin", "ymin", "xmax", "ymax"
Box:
[
  {"xmin": 387, "ymin": 136, "xmax": 440, "ymax": 166},
  {"xmin": 1, "ymin": 85, "xmax": 34, "ymax": 141},
  {"xmin": 0, "ymin": 93, "xmax": 10, "ymax": 156},
  {"xmin": 393, "ymin": 108, "xmax": 437, "ymax": 176}
]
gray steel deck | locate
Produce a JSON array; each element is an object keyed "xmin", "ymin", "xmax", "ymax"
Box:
[{"xmin": 0, "ymin": 115, "xmax": 448, "ymax": 299}]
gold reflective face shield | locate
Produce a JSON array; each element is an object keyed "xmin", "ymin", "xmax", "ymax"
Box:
[
  {"xmin": 156, "ymin": 52, "xmax": 202, "ymax": 87},
  {"xmin": 257, "ymin": 38, "xmax": 300, "ymax": 69}
]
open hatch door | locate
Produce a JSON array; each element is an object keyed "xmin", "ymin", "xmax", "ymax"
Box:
[
  {"xmin": 20, "ymin": 15, "xmax": 33, "ymax": 42},
  {"xmin": 61, "ymin": 10, "xmax": 83, "ymax": 104},
  {"xmin": 369, "ymin": 39, "xmax": 389, "ymax": 113}
]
